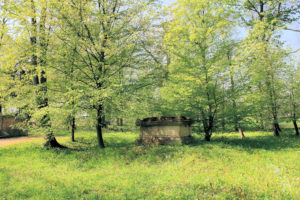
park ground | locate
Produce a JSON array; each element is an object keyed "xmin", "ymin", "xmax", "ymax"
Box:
[
  {"xmin": 0, "ymin": 130, "xmax": 299, "ymax": 200},
  {"xmin": 0, "ymin": 137, "xmax": 44, "ymax": 148}
]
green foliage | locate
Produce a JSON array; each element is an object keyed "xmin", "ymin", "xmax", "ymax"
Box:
[
  {"xmin": 0, "ymin": 0, "xmax": 299, "ymax": 142},
  {"xmin": 283, "ymin": 59, "xmax": 300, "ymax": 121},
  {"xmin": 233, "ymin": 0, "xmax": 300, "ymax": 135},
  {"xmin": 159, "ymin": 0, "xmax": 237, "ymax": 139},
  {"xmin": 0, "ymin": 0, "xmax": 164, "ymax": 145}
]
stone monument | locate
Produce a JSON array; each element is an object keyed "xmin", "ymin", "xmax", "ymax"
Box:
[{"xmin": 136, "ymin": 116, "xmax": 194, "ymax": 145}]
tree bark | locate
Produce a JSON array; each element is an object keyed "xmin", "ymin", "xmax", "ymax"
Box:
[
  {"xmin": 44, "ymin": 130, "xmax": 65, "ymax": 148},
  {"xmin": 0, "ymin": 105, "xmax": 2, "ymax": 131},
  {"xmin": 238, "ymin": 127, "xmax": 245, "ymax": 139},
  {"xmin": 204, "ymin": 134, "xmax": 211, "ymax": 141},
  {"xmin": 273, "ymin": 122, "xmax": 280, "ymax": 137},
  {"xmin": 117, "ymin": 118, "xmax": 123, "ymax": 126},
  {"xmin": 267, "ymin": 77, "xmax": 280, "ymax": 137},
  {"xmin": 293, "ymin": 120, "xmax": 299, "ymax": 136},
  {"xmin": 202, "ymin": 115, "xmax": 213, "ymax": 142},
  {"xmin": 276, "ymin": 123, "xmax": 282, "ymax": 132},
  {"xmin": 30, "ymin": 1, "xmax": 39, "ymax": 85},
  {"xmin": 96, "ymin": 106, "xmax": 105, "ymax": 148},
  {"xmin": 71, "ymin": 116, "xmax": 76, "ymax": 142}
]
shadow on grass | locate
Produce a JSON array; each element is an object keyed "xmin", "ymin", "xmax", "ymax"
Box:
[
  {"xmin": 104, "ymin": 136, "xmax": 137, "ymax": 148},
  {"xmin": 45, "ymin": 135, "xmax": 186, "ymax": 164},
  {"xmin": 65, "ymin": 133, "xmax": 300, "ymax": 152},
  {"xmin": 190, "ymin": 134, "xmax": 299, "ymax": 152},
  {"xmin": 38, "ymin": 131, "xmax": 299, "ymax": 164}
]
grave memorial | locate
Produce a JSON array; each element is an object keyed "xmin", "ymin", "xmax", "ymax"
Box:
[{"xmin": 136, "ymin": 116, "xmax": 194, "ymax": 145}]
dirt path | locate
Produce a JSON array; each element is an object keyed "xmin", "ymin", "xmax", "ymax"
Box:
[{"xmin": 0, "ymin": 137, "xmax": 44, "ymax": 148}]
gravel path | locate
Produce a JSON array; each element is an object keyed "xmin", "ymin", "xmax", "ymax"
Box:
[{"xmin": 0, "ymin": 136, "xmax": 44, "ymax": 148}]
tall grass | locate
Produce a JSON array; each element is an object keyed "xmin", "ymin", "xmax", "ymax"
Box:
[{"xmin": 0, "ymin": 131, "xmax": 299, "ymax": 199}]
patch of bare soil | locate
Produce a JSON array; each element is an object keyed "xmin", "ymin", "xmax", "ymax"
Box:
[{"xmin": 0, "ymin": 137, "xmax": 43, "ymax": 148}]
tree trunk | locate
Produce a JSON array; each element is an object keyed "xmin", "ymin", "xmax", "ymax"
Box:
[
  {"xmin": 204, "ymin": 133, "xmax": 211, "ymax": 141},
  {"xmin": 267, "ymin": 73, "xmax": 280, "ymax": 137},
  {"xmin": 202, "ymin": 116, "xmax": 213, "ymax": 142},
  {"xmin": 96, "ymin": 106, "xmax": 105, "ymax": 148},
  {"xmin": 44, "ymin": 130, "xmax": 65, "ymax": 148},
  {"xmin": 0, "ymin": 105, "xmax": 2, "ymax": 131},
  {"xmin": 293, "ymin": 120, "xmax": 299, "ymax": 136},
  {"xmin": 120, "ymin": 118, "xmax": 124, "ymax": 132},
  {"xmin": 238, "ymin": 127, "xmax": 245, "ymax": 139},
  {"xmin": 117, "ymin": 118, "xmax": 123, "ymax": 127},
  {"xmin": 31, "ymin": 1, "xmax": 63, "ymax": 148},
  {"xmin": 71, "ymin": 116, "xmax": 75, "ymax": 142},
  {"xmin": 39, "ymin": 65, "xmax": 63, "ymax": 148},
  {"xmin": 276, "ymin": 123, "xmax": 282, "ymax": 132},
  {"xmin": 273, "ymin": 122, "xmax": 280, "ymax": 137}
]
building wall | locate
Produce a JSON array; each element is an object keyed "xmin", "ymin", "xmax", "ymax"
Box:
[
  {"xmin": 1, "ymin": 117, "xmax": 24, "ymax": 130},
  {"xmin": 0, "ymin": 116, "xmax": 27, "ymax": 137}
]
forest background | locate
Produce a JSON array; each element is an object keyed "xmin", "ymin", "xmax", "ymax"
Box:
[{"xmin": 0, "ymin": 0, "xmax": 299, "ymax": 148}]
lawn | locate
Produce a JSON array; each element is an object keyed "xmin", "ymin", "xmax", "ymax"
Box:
[{"xmin": 0, "ymin": 131, "xmax": 299, "ymax": 200}]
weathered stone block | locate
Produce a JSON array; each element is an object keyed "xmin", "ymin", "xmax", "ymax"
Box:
[{"xmin": 136, "ymin": 116, "xmax": 194, "ymax": 145}]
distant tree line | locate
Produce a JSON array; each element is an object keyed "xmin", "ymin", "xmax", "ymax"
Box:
[{"xmin": 0, "ymin": 0, "xmax": 299, "ymax": 147}]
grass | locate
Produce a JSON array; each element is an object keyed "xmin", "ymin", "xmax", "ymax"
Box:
[{"xmin": 0, "ymin": 130, "xmax": 299, "ymax": 200}]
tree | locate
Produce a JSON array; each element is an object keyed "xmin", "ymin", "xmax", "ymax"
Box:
[
  {"xmin": 49, "ymin": 43, "xmax": 84, "ymax": 142},
  {"xmin": 222, "ymin": 42, "xmax": 249, "ymax": 138},
  {"xmin": 49, "ymin": 0, "xmax": 160, "ymax": 147},
  {"xmin": 284, "ymin": 60, "xmax": 300, "ymax": 136},
  {"xmin": 0, "ymin": 0, "xmax": 9, "ymax": 116},
  {"xmin": 0, "ymin": 0, "xmax": 64, "ymax": 147},
  {"xmin": 161, "ymin": 0, "xmax": 234, "ymax": 141},
  {"xmin": 32, "ymin": 0, "xmax": 64, "ymax": 147},
  {"xmin": 237, "ymin": 0, "xmax": 299, "ymax": 136}
]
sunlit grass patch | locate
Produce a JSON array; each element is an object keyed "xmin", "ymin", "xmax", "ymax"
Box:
[{"xmin": 0, "ymin": 130, "xmax": 299, "ymax": 199}]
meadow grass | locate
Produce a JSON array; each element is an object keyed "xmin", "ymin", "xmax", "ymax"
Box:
[{"xmin": 0, "ymin": 130, "xmax": 299, "ymax": 200}]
